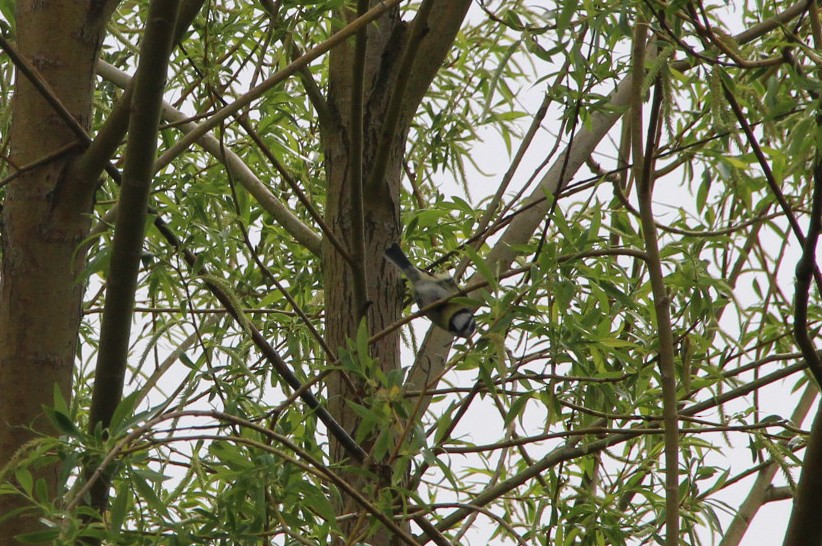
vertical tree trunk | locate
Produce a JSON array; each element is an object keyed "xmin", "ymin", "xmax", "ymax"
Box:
[
  {"xmin": 323, "ymin": 9, "xmax": 406, "ymax": 543},
  {"xmin": 0, "ymin": 2, "xmax": 114, "ymax": 542},
  {"xmin": 322, "ymin": 2, "xmax": 471, "ymax": 543}
]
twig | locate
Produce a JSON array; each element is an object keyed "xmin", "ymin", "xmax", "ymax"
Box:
[
  {"xmin": 0, "ymin": 142, "xmax": 83, "ymax": 188},
  {"xmin": 154, "ymin": 0, "xmax": 404, "ymax": 172}
]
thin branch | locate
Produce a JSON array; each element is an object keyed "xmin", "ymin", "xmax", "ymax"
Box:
[
  {"xmin": 631, "ymin": 22, "xmax": 680, "ymax": 545},
  {"xmin": 240, "ymin": 116, "xmax": 352, "ymax": 263},
  {"xmin": 68, "ymin": 410, "xmax": 420, "ymax": 546},
  {"xmin": 721, "ymin": 78, "xmax": 822, "ymax": 295},
  {"xmin": 419, "ymin": 354, "xmax": 811, "ymax": 542},
  {"xmin": 95, "ymin": 60, "xmax": 323, "ymax": 255},
  {"xmin": 154, "ymin": 0, "xmax": 403, "ymax": 172},
  {"xmin": 287, "ymin": 40, "xmax": 333, "ymax": 129},
  {"xmin": 0, "ymin": 142, "xmax": 83, "ymax": 188},
  {"xmin": 148, "ymin": 215, "xmax": 368, "ymax": 463},
  {"xmin": 792, "ymin": 0, "xmax": 822, "ymax": 385},
  {"xmin": 0, "ymin": 34, "xmax": 90, "ymax": 145},
  {"xmin": 226, "ymin": 173, "xmax": 338, "ymax": 365}
]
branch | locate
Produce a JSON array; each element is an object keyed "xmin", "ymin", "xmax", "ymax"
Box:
[
  {"xmin": 287, "ymin": 40, "xmax": 333, "ymax": 130},
  {"xmin": 240, "ymin": 117, "xmax": 352, "ymax": 262},
  {"xmin": 793, "ymin": 0, "xmax": 822, "ymax": 386},
  {"xmin": 96, "ymin": 60, "xmax": 323, "ymax": 255},
  {"xmin": 350, "ymin": 0, "xmax": 370, "ymax": 318},
  {"xmin": 87, "ymin": 84, "xmax": 367, "ymax": 470},
  {"xmin": 632, "ymin": 23, "xmax": 680, "ymax": 546},
  {"xmin": 402, "ymin": 0, "xmax": 473, "ymax": 111},
  {"xmin": 154, "ymin": 0, "xmax": 403, "ymax": 171},
  {"xmin": 87, "ymin": 0, "xmax": 183, "ymax": 514}
]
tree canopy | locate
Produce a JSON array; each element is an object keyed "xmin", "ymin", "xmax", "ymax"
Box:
[{"xmin": 1, "ymin": 0, "xmax": 821, "ymax": 545}]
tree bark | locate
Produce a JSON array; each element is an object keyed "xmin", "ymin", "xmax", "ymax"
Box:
[
  {"xmin": 321, "ymin": 1, "xmax": 471, "ymax": 543},
  {"xmin": 0, "ymin": 1, "xmax": 116, "ymax": 542}
]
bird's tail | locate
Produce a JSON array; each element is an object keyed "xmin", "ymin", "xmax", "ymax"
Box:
[{"xmin": 384, "ymin": 243, "xmax": 416, "ymax": 276}]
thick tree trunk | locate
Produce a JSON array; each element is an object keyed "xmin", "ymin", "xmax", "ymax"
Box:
[
  {"xmin": 322, "ymin": 2, "xmax": 471, "ymax": 543},
  {"xmin": 0, "ymin": 2, "xmax": 113, "ymax": 542},
  {"xmin": 324, "ymin": 5, "xmax": 403, "ymax": 449},
  {"xmin": 323, "ymin": 6, "xmax": 403, "ymax": 545},
  {"xmin": 323, "ymin": 9, "xmax": 405, "ymax": 544}
]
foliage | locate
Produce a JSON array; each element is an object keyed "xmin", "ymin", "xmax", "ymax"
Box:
[{"xmin": 1, "ymin": 0, "xmax": 820, "ymax": 544}]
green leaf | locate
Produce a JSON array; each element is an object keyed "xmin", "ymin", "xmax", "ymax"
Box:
[
  {"xmin": 356, "ymin": 317, "xmax": 370, "ymax": 362},
  {"xmin": 14, "ymin": 468, "xmax": 32, "ymax": 495},
  {"xmin": 109, "ymin": 481, "xmax": 131, "ymax": 534},
  {"xmin": 15, "ymin": 529, "xmax": 60, "ymax": 543},
  {"xmin": 130, "ymin": 470, "xmax": 169, "ymax": 517},
  {"xmin": 463, "ymin": 245, "xmax": 497, "ymax": 292},
  {"xmin": 0, "ymin": 0, "xmax": 14, "ymax": 27},
  {"xmin": 503, "ymin": 393, "xmax": 531, "ymax": 427},
  {"xmin": 43, "ymin": 405, "xmax": 80, "ymax": 438},
  {"xmin": 108, "ymin": 391, "xmax": 140, "ymax": 436}
]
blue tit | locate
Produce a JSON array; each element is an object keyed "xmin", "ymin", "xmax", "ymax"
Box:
[{"xmin": 384, "ymin": 243, "xmax": 476, "ymax": 338}]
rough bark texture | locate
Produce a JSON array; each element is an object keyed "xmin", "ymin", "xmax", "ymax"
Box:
[
  {"xmin": 323, "ymin": 3, "xmax": 405, "ymax": 498},
  {"xmin": 0, "ymin": 1, "xmax": 115, "ymax": 542},
  {"xmin": 324, "ymin": 3, "xmax": 401, "ymax": 439},
  {"xmin": 321, "ymin": 2, "xmax": 471, "ymax": 543}
]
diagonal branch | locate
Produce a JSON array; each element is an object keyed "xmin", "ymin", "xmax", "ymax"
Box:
[
  {"xmin": 95, "ymin": 60, "xmax": 323, "ymax": 255},
  {"xmin": 154, "ymin": 0, "xmax": 403, "ymax": 172},
  {"xmin": 147, "ymin": 213, "xmax": 369, "ymax": 462},
  {"xmin": 721, "ymin": 80, "xmax": 822, "ymax": 297}
]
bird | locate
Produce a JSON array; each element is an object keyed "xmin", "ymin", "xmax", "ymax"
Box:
[{"xmin": 384, "ymin": 243, "xmax": 476, "ymax": 338}]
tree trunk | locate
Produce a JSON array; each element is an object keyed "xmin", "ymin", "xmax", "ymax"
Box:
[
  {"xmin": 323, "ymin": 7, "xmax": 405, "ymax": 544},
  {"xmin": 0, "ymin": 2, "xmax": 114, "ymax": 542},
  {"xmin": 322, "ymin": 2, "xmax": 471, "ymax": 543}
]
